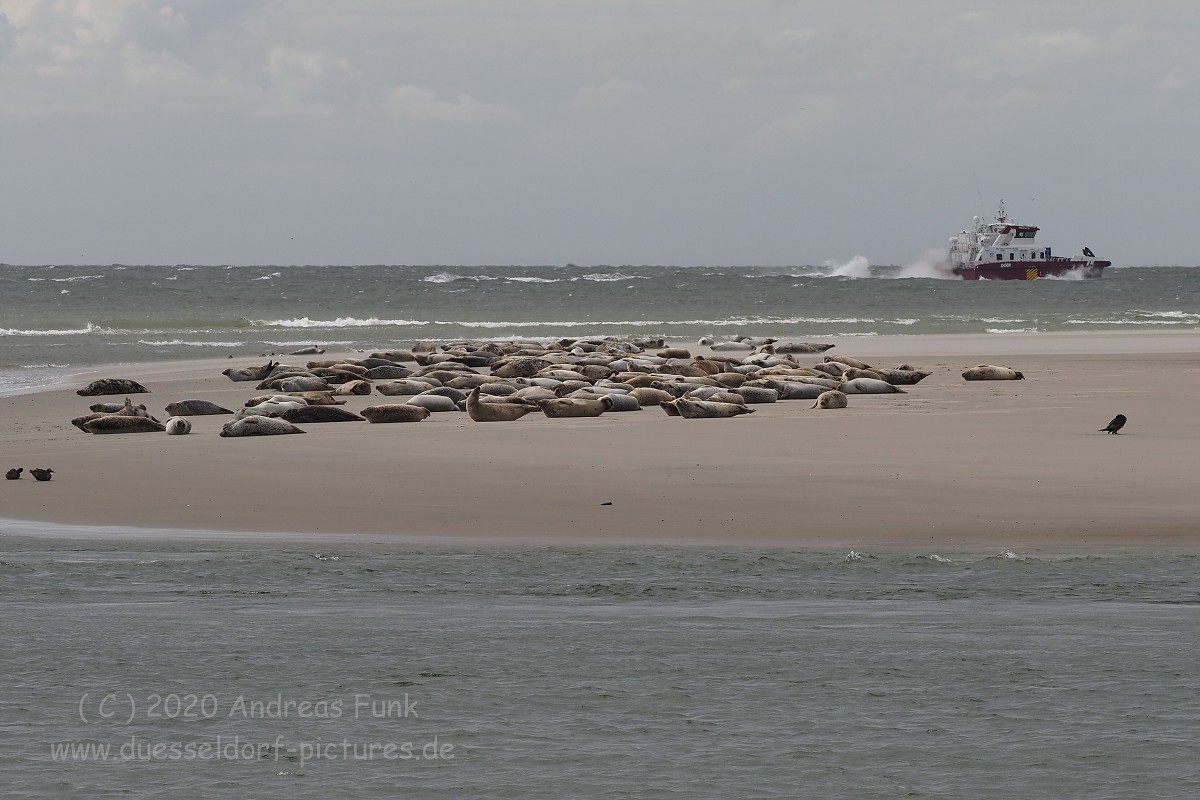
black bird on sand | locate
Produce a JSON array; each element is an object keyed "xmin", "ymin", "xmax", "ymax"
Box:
[
  {"xmin": 5, "ymin": 468, "xmax": 22, "ymax": 480},
  {"xmin": 30, "ymin": 467, "xmax": 54, "ymax": 481},
  {"xmin": 1100, "ymin": 414, "xmax": 1127, "ymax": 434}
]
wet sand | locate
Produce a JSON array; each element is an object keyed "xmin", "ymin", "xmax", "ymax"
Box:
[{"xmin": 2, "ymin": 331, "xmax": 1198, "ymax": 551}]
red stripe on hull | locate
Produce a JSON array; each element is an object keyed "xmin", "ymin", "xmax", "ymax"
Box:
[{"xmin": 954, "ymin": 260, "xmax": 1109, "ymax": 281}]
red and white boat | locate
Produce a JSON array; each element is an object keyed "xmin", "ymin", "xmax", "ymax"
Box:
[{"xmin": 948, "ymin": 201, "xmax": 1109, "ymax": 280}]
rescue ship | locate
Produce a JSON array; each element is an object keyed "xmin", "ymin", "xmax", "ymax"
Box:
[{"xmin": 948, "ymin": 201, "xmax": 1109, "ymax": 280}]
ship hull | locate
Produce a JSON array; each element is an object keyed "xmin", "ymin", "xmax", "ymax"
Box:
[{"xmin": 953, "ymin": 260, "xmax": 1109, "ymax": 281}]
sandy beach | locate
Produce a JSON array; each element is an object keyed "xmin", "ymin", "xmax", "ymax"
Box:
[{"xmin": 2, "ymin": 331, "xmax": 1198, "ymax": 551}]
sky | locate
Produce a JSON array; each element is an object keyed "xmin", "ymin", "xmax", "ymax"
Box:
[{"xmin": 1, "ymin": 0, "xmax": 1197, "ymax": 267}]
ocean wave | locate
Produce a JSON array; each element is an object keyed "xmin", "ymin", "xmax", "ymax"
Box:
[
  {"xmin": 0, "ymin": 323, "xmax": 118, "ymax": 337},
  {"xmin": 50, "ymin": 275, "xmax": 105, "ymax": 283},
  {"xmin": 985, "ymin": 328, "xmax": 1039, "ymax": 334},
  {"xmin": 577, "ymin": 273, "xmax": 650, "ymax": 282},
  {"xmin": 423, "ymin": 272, "xmax": 499, "ymax": 284},
  {"xmin": 1128, "ymin": 310, "xmax": 1200, "ymax": 321},
  {"xmin": 506, "ymin": 277, "xmax": 561, "ymax": 283},
  {"xmin": 254, "ymin": 317, "xmax": 429, "ymax": 328},
  {"xmin": 137, "ymin": 340, "xmax": 248, "ymax": 347},
  {"xmin": 1065, "ymin": 319, "xmax": 1195, "ymax": 326},
  {"xmin": 251, "ymin": 272, "xmax": 282, "ymax": 281}
]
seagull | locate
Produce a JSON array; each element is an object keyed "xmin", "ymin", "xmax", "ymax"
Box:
[
  {"xmin": 30, "ymin": 467, "xmax": 54, "ymax": 481},
  {"xmin": 1099, "ymin": 414, "xmax": 1126, "ymax": 434}
]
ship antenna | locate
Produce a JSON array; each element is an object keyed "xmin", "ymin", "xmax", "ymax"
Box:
[{"xmin": 997, "ymin": 198, "xmax": 1006, "ymax": 222}]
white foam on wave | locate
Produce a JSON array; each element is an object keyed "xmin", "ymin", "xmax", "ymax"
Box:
[
  {"xmin": 255, "ymin": 317, "xmax": 428, "ymax": 328},
  {"xmin": 49, "ymin": 274, "xmax": 104, "ymax": 283},
  {"xmin": 423, "ymin": 272, "xmax": 498, "ymax": 284},
  {"xmin": 577, "ymin": 273, "xmax": 649, "ymax": 282},
  {"xmin": 251, "ymin": 272, "xmax": 282, "ymax": 281},
  {"xmin": 1, "ymin": 323, "xmax": 117, "ymax": 336},
  {"xmin": 507, "ymin": 276, "xmax": 561, "ymax": 283},
  {"xmin": 137, "ymin": 339, "xmax": 247, "ymax": 347},
  {"xmin": 985, "ymin": 327, "xmax": 1039, "ymax": 334},
  {"xmin": 823, "ymin": 256, "xmax": 872, "ymax": 278}
]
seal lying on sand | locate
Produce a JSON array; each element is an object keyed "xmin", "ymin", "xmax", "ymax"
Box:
[
  {"xmin": 962, "ymin": 365, "xmax": 1025, "ymax": 381},
  {"xmin": 164, "ymin": 400, "xmax": 235, "ymax": 416},
  {"xmin": 465, "ymin": 387, "xmax": 536, "ymax": 421},
  {"xmin": 360, "ymin": 404, "xmax": 432, "ymax": 423},
  {"xmin": 219, "ymin": 416, "xmax": 306, "ymax": 437},
  {"xmin": 222, "ymin": 360, "xmax": 279, "ymax": 382},
  {"xmin": 812, "ymin": 390, "xmax": 848, "ymax": 409},
  {"xmin": 538, "ymin": 396, "xmax": 615, "ymax": 418},
  {"xmin": 83, "ymin": 416, "xmax": 167, "ymax": 434},
  {"xmin": 164, "ymin": 417, "xmax": 193, "ymax": 435},
  {"xmin": 280, "ymin": 406, "xmax": 365, "ymax": 423},
  {"xmin": 672, "ymin": 397, "xmax": 754, "ymax": 419},
  {"xmin": 77, "ymin": 378, "xmax": 149, "ymax": 396}
]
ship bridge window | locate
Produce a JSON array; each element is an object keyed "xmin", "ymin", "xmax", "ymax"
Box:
[{"xmin": 1015, "ymin": 229, "xmax": 1036, "ymax": 238}]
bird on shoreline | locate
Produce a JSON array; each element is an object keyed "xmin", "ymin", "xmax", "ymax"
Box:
[
  {"xmin": 30, "ymin": 467, "xmax": 54, "ymax": 481},
  {"xmin": 5, "ymin": 468, "xmax": 21, "ymax": 480},
  {"xmin": 1100, "ymin": 414, "xmax": 1127, "ymax": 434}
]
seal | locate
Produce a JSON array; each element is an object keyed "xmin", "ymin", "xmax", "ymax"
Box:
[
  {"xmin": 236, "ymin": 399, "xmax": 307, "ymax": 418},
  {"xmin": 840, "ymin": 378, "xmax": 906, "ymax": 395},
  {"xmin": 5, "ymin": 468, "xmax": 21, "ymax": 480},
  {"xmin": 164, "ymin": 417, "xmax": 193, "ymax": 435},
  {"xmin": 30, "ymin": 468, "xmax": 54, "ymax": 481},
  {"xmin": 219, "ymin": 416, "xmax": 306, "ymax": 437},
  {"xmin": 289, "ymin": 346, "xmax": 326, "ymax": 355},
  {"xmin": 773, "ymin": 342, "xmax": 835, "ymax": 353},
  {"xmin": 375, "ymin": 379, "xmax": 440, "ymax": 396},
  {"xmin": 406, "ymin": 394, "xmax": 459, "ymax": 413},
  {"xmin": 962, "ymin": 365, "xmax": 1025, "ymax": 381},
  {"xmin": 811, "ymin": 390, "xmax": 848, "ymax": 409},
  {"xmin": 222, "ymin": 360, "xmax": 279, "ymax": 382},
  {"xmin": 280, "ymin": 406, "xmax": 365, "ymax": 423},
  {"xmin": 466, "ymin": 387, "xmax": 536, "ymax": 421},
  {"xmin": 332, "ymin": 379, "xmax": 373, "ymax": 395},
  {"xmin": 164, "ymin": 400, "xmax": 235, "ymax": 416},
  {"xmin": 876, "ymin": 369, "xmax": 931, "ymax": 385},
  {"xmin": 672, "ymin": 397, "xmax": 754, "ymax": 418},
  {"xmin": 280, "ymin": 376, "xmax": 333, "ymax": 393},
  {"xmin": 537, "ymin": 396, "xmax": 614, "ymax": 418},
  {"xmin": 360, "ymin": 404, "xmax": 432, "ymax": 423},
  {"xmin": 77, "ymin": 378, "xmax": 150, "ymax": 396},
  {"xmin": 83, "ymin": 416, "xmax": 167, "ymax": 434}
]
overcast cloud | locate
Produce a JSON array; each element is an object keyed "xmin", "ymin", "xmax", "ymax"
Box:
[{"xmin": 0, "ymin": 1, "xmax": 1195, "ymax": 266}]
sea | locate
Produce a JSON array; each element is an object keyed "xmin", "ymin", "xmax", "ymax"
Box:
[{"xmin": 3, "ymin": 261, "xmax": 1200, "ymax": 797}]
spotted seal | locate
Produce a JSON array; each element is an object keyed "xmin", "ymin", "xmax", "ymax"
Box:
[
  {"xmin": 280, "ymin": 406, "xmax": 365, "ymax": 423},
  {"xmin": 537, "ymin": 396, "xmax": 614, "ymax": 418},
  {"xmin": 672, "ymin": 397, "xmax": 754, "ymax": 418},
  {"xmin": 466, "ymin": 388, "xmax": 536, "ymax": 421},
  {"xmin": 83, "ymin": 416, "xmax": 167, "ymax": 434},
  {"xmin": 360, "ymin": 404, "xmax": 432, "ymax": 423},
  {"xmin": 219, "ymin": 416, "xmax": 306, "ymax": 437},
  {"xmin": 77, "ymin": 378, "xmax": 150, "ymax": 396},
  {"xmin": 164, "ymin": 400, "xmax": 235, "ymax": 416},
  {"xmin": 962, "ymin": 365, "xmax": 1025, "ymax": 381},
  {"xmin": 811, "ymin": 390, "xmax": 848, "ymax": 409}
]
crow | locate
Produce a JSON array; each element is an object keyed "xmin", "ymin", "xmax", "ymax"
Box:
[
  {"xmin": 30, "ymin": 467, "xmax": 54, "ymax": 481},
  {"xmin": 1099, "ymin": 414, "xmax": 1126, "ymax": 434}
]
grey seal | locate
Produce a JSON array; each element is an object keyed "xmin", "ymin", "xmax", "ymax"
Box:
[
  {"xmin": 164, "ymin": 417, "xmax": 193, "ymax": 435},
  {"xmin": 222, "ymin": 360, "xmax": 279, "ymax": 382},
  {"xmin": 840, "ymin": 378, "xmax": 906, "ymax": 395},
  {"xmin": 538, "ymin": 396, "xmax": 614, "ymax": 418}
]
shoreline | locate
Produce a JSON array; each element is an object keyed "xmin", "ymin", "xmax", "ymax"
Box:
[{"xmin": 3, "ymin": 330, "xmax": 1200, "ymax": 551}]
